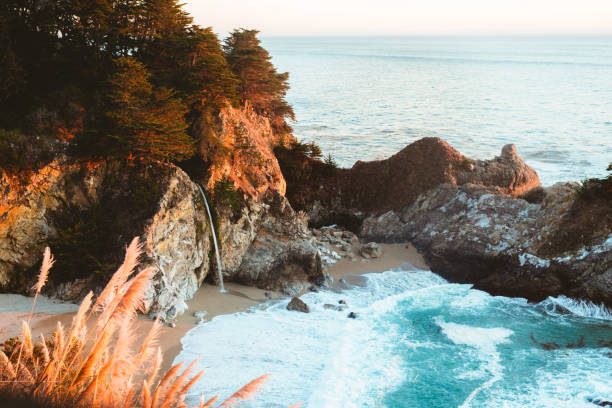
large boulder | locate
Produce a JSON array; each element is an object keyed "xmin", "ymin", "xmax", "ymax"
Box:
[
  {"xmin": 0, "ymin": 160, "xmax": 210, "ymax": 322},
  {"xmin": 230, "ymin": 192, "xmax": 326, "ymax": 294}
]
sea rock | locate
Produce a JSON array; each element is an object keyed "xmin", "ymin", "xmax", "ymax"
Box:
[
  {"xmin": 282, "ymin": 137, "xmax": 540, "ymax": 229},
  {"xmin": 287, "ymin": 296, "xmax": 310, "ymax": 313},
  {"xmin": 361, "ymin": 182, "xmax": 612, "ymax": 305},
  {"xmin": 360, "ymin": 242, "xmax": 383, "ymax": 259},
  {"xmin": 347, "ymin": 312, "xmax": 358, "ymax": 319},
  {"xmin": 323, "ymin": 304, "xmax": 336, "ymax": 310}
]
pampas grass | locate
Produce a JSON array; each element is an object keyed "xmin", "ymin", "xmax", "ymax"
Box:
[{"xmin": 0, "ymin": 239, "xmax": 284, "ymax": 408}]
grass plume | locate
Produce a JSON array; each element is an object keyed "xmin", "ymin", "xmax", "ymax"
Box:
[{"xmin": 0, "ymin": 239, "xmax": 280, "ymax": 407}]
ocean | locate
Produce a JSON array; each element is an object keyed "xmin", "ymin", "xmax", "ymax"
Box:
[
  {"xmin": 262, "ymin": 36, "xmax": 612, "ymax": 186},
  {"xmin": 173, "ymin": 37, "xmax": 612, "ymax": 407},
  {"xmin": 175, "ymin": 267, "xmax": 612, "ymax": 407}
]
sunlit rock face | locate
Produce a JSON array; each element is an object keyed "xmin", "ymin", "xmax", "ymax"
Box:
[
  {"xmin": 0, "ymin": 160, "xmax": 210, "ymax": 322},
  {"xmin": 205, "ymin": 106, "xmax": 290, "ymax": 198},
  {"xmin": 0, "ymin": 152, "xmax": 327, "ymax": 321},
  {"xmin": 361, "ymin": 182, "xmax": 612, "ymax": 306}
]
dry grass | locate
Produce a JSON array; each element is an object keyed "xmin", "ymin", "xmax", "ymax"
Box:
[{"xmin": 0, "ymin": 238, "xmax": 276, "ymax": 408}]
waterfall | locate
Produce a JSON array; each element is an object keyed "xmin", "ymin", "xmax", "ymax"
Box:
[{"xmin": 197, "ymin": 184, "xmax": 227, "ymax": 293}]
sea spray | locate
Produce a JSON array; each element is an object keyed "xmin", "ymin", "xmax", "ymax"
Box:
[{"xmin": 197, "ymin": 184, "xmax": 227, "ymax": 293}]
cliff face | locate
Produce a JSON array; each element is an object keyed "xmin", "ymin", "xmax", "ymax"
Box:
[
  {"xmin": 0, "ymin": 160, "xmax": 210, "ymax": 321},
  {"xmin": 205, "ymin": 106, "xmax": 289, "ymax": 197}
]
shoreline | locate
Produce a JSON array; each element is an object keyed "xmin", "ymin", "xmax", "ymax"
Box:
[{"xmin": 0, "ymin": 242, "xmax": 427, "ymax": 374}]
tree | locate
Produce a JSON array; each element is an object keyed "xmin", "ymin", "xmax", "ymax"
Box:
[
  {"xmin": 106, "ymin": 57, "xmax": 195, "ymax": 162},
  {"xmin": 223, "ymin": 29, "xmax": 294, "ymax": 130}
]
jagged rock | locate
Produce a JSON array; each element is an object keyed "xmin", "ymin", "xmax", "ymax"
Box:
[
  {"xmin": 229, "ymin": 191, "xmax": 328, "ymax": 295},
  {"xmin": 205, "ymin": 106, "xmax": 288, "ymax": 198},
  {"xmin": 347, "ymin": 312, "xmax": 358, "ymax": 319},
  {"xmin": 361, "ymin": 182, "xmax": 612, "ymax": 305},
  {"xmin": 0, "ymin": 157, "xmax": 329, "ymax": 321},
  {"xmin": 287, "ymin": 296, "xmax": 310, "ymax": 313},
  {"xmin": 360, "ymin": 242, "xmax": 383, "ymax": 259}
]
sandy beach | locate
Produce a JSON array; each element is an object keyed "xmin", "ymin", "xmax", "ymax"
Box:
[{"xmin": 0, "ymin": 242, "xmax": 427, "ymax": 373}]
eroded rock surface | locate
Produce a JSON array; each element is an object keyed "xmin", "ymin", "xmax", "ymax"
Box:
[
  {"xmin": 223, "ymin": 191, "xmax": 327, "ymax": 295},
  {"xmin": 361, "ymin": 183, "xmax": 612, "ymax": 305},
  {"xmin": 0, "ymin": 158, "xmax": 328, "ymax": 321},
  {"xmin": 0, "ymin": 160, "xmax": 210, "ymax": 322}
]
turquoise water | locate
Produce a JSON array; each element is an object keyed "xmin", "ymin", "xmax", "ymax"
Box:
[
  {"xmin": 262, "ymin": 36, "xmax": 612, "ymax": 186},
  {"xmin": 175, "ymin": 267, "xmax": 612, "ymax": 407}
]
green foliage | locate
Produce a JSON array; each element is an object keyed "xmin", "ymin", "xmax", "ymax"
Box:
[
  {"xmin": 273, "ymin": 140, "xmax": 338, "ymax": 186},
  {"xmin": 324, "ymin": 153, "xmax": 338, "ymax": 169},
  {"xmin": 223, "ymin": 29, "xmax": 294, "ymax": 131},
  {"xmin": 50, "ymin": 203, "xmax": 118, "ymax": 282},
  {"xmin": 48, "ymin": 167, "xmax": 165, "ymax": 283},
  {"xmin": 0, "ymin": 1, "xmax": 289, "ymax": 172},
  {"xmin": 213, "ymin": 176, "xmax": 242, "ymax": 215},
  {"xmin": 576, "ymin": 162, "xmax": 612, "ymax": 201},
  {"xmin": 106, "ymin": 57, "xmax": 196, "ymax": 162},
  {"xmin": 0, "ymin": 129, "xmax": 29, "ymax": 170}
]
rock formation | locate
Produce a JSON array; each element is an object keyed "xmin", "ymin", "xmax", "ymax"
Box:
[
  {"xmin": 277, "ymin": 136, "xmax": 610, "ymax": 307},
  {"xmin": 0, "ymin": 160, "xmax": 210, "ymax": 321},
  {"xmin": 360, "ymin": 182, "xmax": 612, "ymax": 305},
  {"xmin": 286, "ymin": 296, "xmax": 310, "ymax": 313},
  {"xmin": 0, "ymin": 105, "xmax": 331, "ymax": 321},
  {"xmin": 281, "ymin": 137, "xmax": 540, "ymax": 229}
]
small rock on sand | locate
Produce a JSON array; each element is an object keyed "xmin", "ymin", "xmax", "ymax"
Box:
[{"xmin": 360, "ymin": 242, "xmax": 383, "ymax": 259}]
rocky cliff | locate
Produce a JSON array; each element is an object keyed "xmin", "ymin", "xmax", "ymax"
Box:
[{"xmin": 0, "ymin": 106, "xmax": 324, "ymax": 322}]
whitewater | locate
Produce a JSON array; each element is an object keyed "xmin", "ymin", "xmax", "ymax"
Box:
[{"xmin": 174, "ymin": 265, "xmax": 612, "ymax": 407}]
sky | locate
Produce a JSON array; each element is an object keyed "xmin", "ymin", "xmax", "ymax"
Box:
[{"xmin": 184, "ymin": 0, "xmax": 612, "ymax": 36}]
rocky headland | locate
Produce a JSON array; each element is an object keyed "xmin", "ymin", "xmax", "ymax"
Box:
[{"xmin": 1, "ymin": 131, "xmax": 610, "ymax": 323}]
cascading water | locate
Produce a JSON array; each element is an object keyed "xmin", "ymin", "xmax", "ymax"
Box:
[{"xmin": 197, "ymin": 184, "xmax": 227, "ymax": 293}]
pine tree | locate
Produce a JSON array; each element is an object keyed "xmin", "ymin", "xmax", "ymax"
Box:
[
  {"xmin": 106, "ymin": 57, "xmax": 195, "ymax": 162},
  {"xmin": 223, "ymin": 29, "xmax": 294, "ymax": 130}
]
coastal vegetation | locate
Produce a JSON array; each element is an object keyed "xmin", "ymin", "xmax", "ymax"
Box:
[
  {"xmin": 577, "ymin": 162, "xmax": 612, "ymax": 201},
  {"xmin": 0, "ymin": 0, "xmax": 292, "ymax": 171},
  {"xmin": 0, "ymin": 240, "xmax": 271, "ymax": 407}
]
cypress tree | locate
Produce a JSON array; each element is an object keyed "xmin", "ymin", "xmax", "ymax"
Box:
[
  {"xmin": 106, "ymin": 57, "xmax": 195, "ymax": 162},
  {"xmin": 223, "ymin": 29, "xmax": 294, "ymax": 130}
]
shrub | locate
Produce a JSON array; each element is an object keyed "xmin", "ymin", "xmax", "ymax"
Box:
[
  {"xmin": 213, "ymin": 176, "xmax": 242, "ymax": 216},
  {"xmin": 576, "ymin": 162, "xmax": 612, "ymax": 201},
  {"xmin": 0, "ymin": 239, "xmax": 271, "ymax": 408}
]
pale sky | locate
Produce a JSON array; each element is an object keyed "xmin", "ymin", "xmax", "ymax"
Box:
[{"xmin": 184, "ymin": 0, "xmax": 612, "ymax": 36}]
